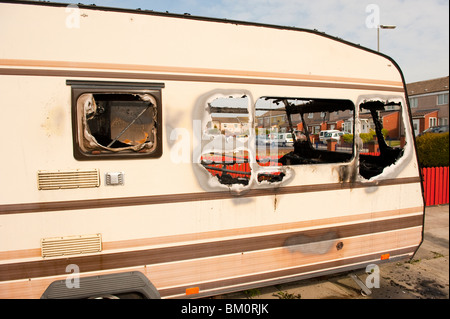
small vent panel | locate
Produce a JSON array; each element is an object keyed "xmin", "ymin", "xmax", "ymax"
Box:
[
  {"xmin": 38, "ymin": 169, "xmax": 100, "ymax": 190},
  {"xmin": 41, "ymin": 234, "xmax": 102, "ymax": 258}
]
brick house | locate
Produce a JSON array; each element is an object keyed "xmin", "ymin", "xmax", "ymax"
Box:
[
  {"xmin": 379, "ymin": 110, "xmax": 402, "ymax": 139},
  {"xmin": 407, "ymin": 76, "xmax": 449, "ymax": 136}
]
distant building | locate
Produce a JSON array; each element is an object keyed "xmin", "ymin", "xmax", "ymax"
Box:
[
  {"xmin": 253, "ymin": 76, "xmax": 449, "ymax": 140},
  {"xmin": 207, "ymin": 115, "xmax": 253, "ymax": 136},
  {"xmin": 406, "ymin": 76, "xmax": 449, "ymax": 136}
]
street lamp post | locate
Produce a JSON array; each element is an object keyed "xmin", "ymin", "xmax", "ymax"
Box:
[{"xmin": 377, "ymin": 25, "xmax": 396, "ymax": 51}]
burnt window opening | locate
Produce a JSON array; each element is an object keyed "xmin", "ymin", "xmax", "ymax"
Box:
[
  {"xmin": 255, "ymin": 97, "xmax": 355, "ymax": 166},
  {"xmin": 358, "ymin": 100, "xmax": 405, "ymax": 179},
  {"xmin": 201, "ymin": 95, "xmax": 252, "ymax": 186},
  {"xmin": 69, "ymin": 81, "xmax": 163, "ymax": 160}
]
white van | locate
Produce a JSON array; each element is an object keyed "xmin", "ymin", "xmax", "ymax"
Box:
[
  {"xmin": 319, "ymin": 130, "xmax": 340, "ymax": 143},
  {"xmin": 267, "ymin": 133, "xmax": 294, "ymax": 147},
  {"xmin": 279, "ymin": 133, "xmax": 294, "ymax": 147}
]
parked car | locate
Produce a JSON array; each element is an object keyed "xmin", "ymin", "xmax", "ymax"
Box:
[
  {"xmin": 256, "ymin": 134, "xmax": 269, "ymax": 145},
  {"xmin": 323, "ymin": 131, "xmax": 344, "ymax": 144},
  {"xmin": 419, "ymin": 125, "xmax": 449, "ymax": 136},
  {"xmin": 278, "ymin": 133, "xmax": 294, "ymax": 147},
  {"xmin": 267, "ymin": 133, "xmax": 294, "ymax": 147},
  {"xmin": 266, "ymin": 133, "xmax": 278, "ymax": 146},
  {"xmin": 319, "ymin": 130, "xmax": 340, "ymax": 143}
]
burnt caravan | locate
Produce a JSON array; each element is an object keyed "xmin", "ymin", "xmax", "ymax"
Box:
[{"xmin": 0, "ymin": 1, "xmax": 424, "ymax": 299}]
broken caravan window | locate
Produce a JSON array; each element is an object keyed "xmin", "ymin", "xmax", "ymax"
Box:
[
  {"xmin": 201, "ymin": 95, "xmax": 252, "ymax": 186},
  {"xmin": 78, "ymin": 94, "xmax": 157, "ymax": 154},
  {"xmin": 69, "ymin": 81, "xmax": 163, "ymax": 160},
  {"xmin": 358, "ymin": 100, "xmax": 405, "ymax": 179},
  {"xmin": 255, "ymin": 97, "xmax": 355, "ymax": 171}
]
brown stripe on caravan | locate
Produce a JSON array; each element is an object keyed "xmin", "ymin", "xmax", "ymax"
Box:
[
  {"xmin": 0, "ymin": 68, "xmax": 405, "ymax": 92},
  {"xmin": 0, "ymin": 58, "xmax": 404, "ymax": 87},
  {"xmin": 158, "ymin": 247, "xmax": 416, "ymax": 298},
  {"xmin": 0, "ymin": 214, "xmax": 423, "ymax": 282},
  {"xmin": 0, "ymin": 177, "xmax": 421, "ymax": 215}
]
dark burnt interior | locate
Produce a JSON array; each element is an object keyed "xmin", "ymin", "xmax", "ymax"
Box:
[
  {"xmin": 87, "ymin": 94, "xmax": 155, "ymax": 149},
  {"xmin": 358, "ymin": 100, "xmax": 404, "ymax": 179},
  {"xmin": 269, "ymin": 98, "xmax": 355, "ymax": 165}
]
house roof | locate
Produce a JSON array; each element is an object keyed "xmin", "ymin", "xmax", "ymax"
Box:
[
  {"xmin": 213, "ymin": 116, "xmax": 250, "ymax": 124},
  {"xmin": 411, "ymin": 108, "xmax": 439, "ymax": 118},
  {"xmin": 407, "ymin": 76, "xmax": 449, "ymax": 96},
  {"xmin": 258, "ymin": 110, "xmax": 286, "ymax": 117},
  {"xmin": 357, "ymin": 110, "xmax": 398, "ymax": 120}
]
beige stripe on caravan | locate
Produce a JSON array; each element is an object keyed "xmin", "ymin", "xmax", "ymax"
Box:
[
  {"xmin": 0, "ymin": 206, "xmax": 423, "ymax": 261},
  {"xmin": 0, "ymin": 58, "xmax": 404, "ymax": 87}
]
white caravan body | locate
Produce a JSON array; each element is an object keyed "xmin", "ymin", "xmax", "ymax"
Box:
[{"xmin": 0, "ymin": 1, "xmax": 424, "ymax": 299}]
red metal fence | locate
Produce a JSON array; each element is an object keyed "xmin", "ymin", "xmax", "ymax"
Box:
[{"xmin": 422, "ymin": 167, "xmax": 449, "ymax": 206}]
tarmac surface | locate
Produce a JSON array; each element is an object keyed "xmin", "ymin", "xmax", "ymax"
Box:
[{"xmin": 221, "ymin": 205, "xmax": 449, "ymax": 300}]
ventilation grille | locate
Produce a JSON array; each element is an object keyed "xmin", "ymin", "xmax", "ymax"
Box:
[
  {"xmin": 41, "ymin": 234, "xmax": 102, "ymax": 258},
  {"xmin": 38, "ymin": 169, "xmax": 100, "ymax": 190}
]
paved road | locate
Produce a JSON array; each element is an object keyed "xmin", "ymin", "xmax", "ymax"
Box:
[{"xmin": 222, "ymin": 205, "xmax": 449, "ymax": 299}]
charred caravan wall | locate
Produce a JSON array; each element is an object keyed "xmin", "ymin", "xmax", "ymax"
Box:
[{"xmin": 198, "ymin": 96, "xmax": 406, "ymax": 187}]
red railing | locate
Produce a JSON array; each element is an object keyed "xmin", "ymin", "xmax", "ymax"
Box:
[
  {"xmin": 201, "ymin": 155, "xmax": 251, "ymax": 179},
  {"xmin": 201, "ymin": 155, "xmax": 281, "ymax": 180},
  {"xmin": 360, "ymin": 152, "xmax": 380, "ymax": 156},
  {"xmin": 422, "ymin": 167, "xmax": 449, "ymax": 206}
]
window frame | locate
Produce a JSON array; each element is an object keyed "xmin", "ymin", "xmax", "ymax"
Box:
[
  {"xmin": 68, "ymin": 80, "xmax": 164, "ymax": 161},
  {"xmin": 409, "ymin": 97, "xmax": 418, "ymax": 108},
  {"xmin": 437, "ymin": 93, "xmax": 448, "ymax": 105},
  {"xmin": 429, "ymin": 117, "xmax": 437, "ymax": 128}
]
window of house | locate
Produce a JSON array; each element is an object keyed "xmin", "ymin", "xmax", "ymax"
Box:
[
  {"xmin": 437, "ymin": 93, "xmax": 448, "ymax": 105},
  {"xmin": 429, "ymin": 117, "xmax": 437, "ymax": 127},
  {"xmin": 409, "ymin": 97, "xmax": 418, "ymax": 108},
  {"xmin": 68, "ymin": 80, "xmax": 163, "ymax": 160},
  {"xmin": 343, "ymin": 121, "xmax": 353, "ymax": 134}
]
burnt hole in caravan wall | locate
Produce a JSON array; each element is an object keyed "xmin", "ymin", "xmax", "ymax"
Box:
[
  {"xmin": 201, "ymin": 95, "xmax": 252, "ymax": 186},
  {"xmin": 358, "ymin": 100, "xmax": 405, "ymax": 179},
  {"xmin": 255, "ymin": 97, "xmax": 355, "ymax": 168}
]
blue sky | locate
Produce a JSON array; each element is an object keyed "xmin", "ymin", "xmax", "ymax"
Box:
[{"xmin": 55, "ymin": 0, "xmax": 449, "ymax": 83}]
